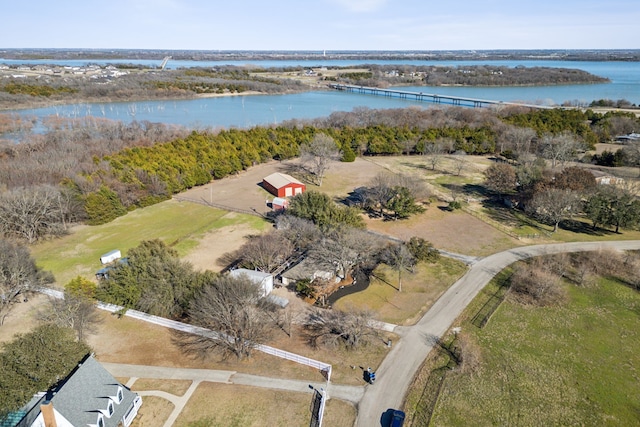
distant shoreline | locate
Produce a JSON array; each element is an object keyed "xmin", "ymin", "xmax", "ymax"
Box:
[{"xmin": 2, "ymin": 48, "xmax": 640, "ymax": 63}]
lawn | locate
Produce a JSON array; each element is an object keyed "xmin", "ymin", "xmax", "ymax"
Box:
[
  {"xmin": 30, "ymin": 199, "xmax": 268, "ymax": 285},
  {"xmin": 87, "ymin": 306, "xmax": 394, "ymax": 386},
  {"xmin": 334, "ymin": 258, "xmax": 468, "ymax": 325},
  {"xmin": 130, "ymin": 396, "xmax": 174, "ymax": 427},
  {"xmin": 173, "ymin": 382, "xmax": 356, "ymax": 427},
  {"xmin": 408, "ymin": 275, "xmax": 640, "ymax": 426}
]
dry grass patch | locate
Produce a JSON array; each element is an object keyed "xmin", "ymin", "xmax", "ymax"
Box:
[
  {"xmin": 365, "ymin": 205, "xmax": 519, "ymax": 257},
  {"xmin": 334, "ymin": 258, "xmax": 468, "ymax": 325},
  {"xmin": 0, "ymin": 293, "xmax": 47, "ymax": 344},
  {"xmin": 131, "ymin": 379, "xmax": 193, "ymax": 396},
  {"xmin": 129, "ymin": 396, "xmax": 174, "ymax": 427},
  {"xmin": 87, "ymin": 309, "xmax": 390, "ymax": 386},
  {"xmin": 174, "ymin": 382, "xmax": 312, "ymax": 427},
  {"xmin": 322, "ymin": 399, "xmax": 357, "ymax": 427}
]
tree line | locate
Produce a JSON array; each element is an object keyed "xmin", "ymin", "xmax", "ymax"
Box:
[
  {"xmin": 1, "ymin": 106, "xmax": 639, "ymax": 240},
  {"xmin": 0, "ymin": 65, "xmax": 309, "ymax": 110},
  {"xmin": 484, "ymin": 162, "xmax": 640, "ymax": 233},
  {"xmin": 327, "ymin": 64, "xmax": 609, "ymax": 88}
]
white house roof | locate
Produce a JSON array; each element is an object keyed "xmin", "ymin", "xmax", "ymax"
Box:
[
  {"xmin": 230, "ymin": 268, "xmax": 272, "ymax": 283},
  {"xmin": 272, "ymin": 197, "xmax": 288, "ymax": 205},
  {"xmin": 263, "ymin": 173, "xmax": 304, "ymax": 189}
]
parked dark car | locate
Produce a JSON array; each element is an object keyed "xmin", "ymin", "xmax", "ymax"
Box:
[{"xmin": 390, "ymin": 409, "xmax": 405, "ymax": 427}]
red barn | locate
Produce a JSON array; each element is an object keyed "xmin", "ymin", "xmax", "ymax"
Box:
[{"xmin": 262, "ymin": 172, "xmax": 306, "ymax": 197}]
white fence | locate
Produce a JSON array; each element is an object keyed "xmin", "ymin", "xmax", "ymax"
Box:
[{"xmin": 40, "ymin": 288, "xmax": 332, "ymax": 381}]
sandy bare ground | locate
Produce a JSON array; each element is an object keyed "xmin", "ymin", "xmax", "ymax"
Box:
[
  {"xmin": 181, "ymin": 215, "xmax": 259, "ymax": 272},
  {"xmin": 0, "ymin": 293, "xmax": 47, "ymax": 343},
  {"xmin": 365, "ymin": 203, "xmax": 520, "ymax": 256},
  {"xmin": 177, "ymin": 156, "xmax": 387, "ymax": 214}
]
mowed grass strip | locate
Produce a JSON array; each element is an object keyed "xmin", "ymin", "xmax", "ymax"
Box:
[
  {"xmin": 173, "ymin": 382, "xmax": 356, "ymax": 427},
  {"xmin": 426, "ymin": 277, "xmax": 640, "ymax": 426},
  {"xmin": 131, "ymin": 378, "xmax": 193, "ymax": 397},
  {"xmin": 30, "ymin": 199, "xmax": 268, "ymax": 285},
  {"xmin": 334, "ymin": 258, "xmax": 468, "ymax": 325}
]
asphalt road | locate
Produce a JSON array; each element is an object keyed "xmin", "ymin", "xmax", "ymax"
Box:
[{"xmin": 355, "ymin": 240, "xmax": 640, "ymax": 427}]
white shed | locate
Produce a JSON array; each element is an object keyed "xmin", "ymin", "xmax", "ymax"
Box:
[
  {"xmin": 100, "ymin": 249, "xmax": 122, "ymax": 265},
  {"xmin": 229, "ymin": 268, "xmax": 274, "ymax": 297}
]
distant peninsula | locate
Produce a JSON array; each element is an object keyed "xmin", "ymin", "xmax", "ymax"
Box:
[{"xmin": 0, "ymin": 50, "xmax": 618, "ymax": 111}]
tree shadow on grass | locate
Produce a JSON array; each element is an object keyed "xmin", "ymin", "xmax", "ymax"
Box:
[
  {"xmin": 558, "ymin": 219, "xmax": 616, "ymax": 236},
  {"xmin": 399, "ymin": 161, "xmax": 431, "ymax": 172},
  {"xmin": 277, "ymin": 163, "xmax": 315, "ymax": 185},
  {"xmin": 370, "ymin": 271, "xmax": 399, "ymax": 291}
]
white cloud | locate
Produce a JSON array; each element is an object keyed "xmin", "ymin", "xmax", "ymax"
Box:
[{"xmin": 326, "ymin": 0, "xmax": 388, "ymax": 13}]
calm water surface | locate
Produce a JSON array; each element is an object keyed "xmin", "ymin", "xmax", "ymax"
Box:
[{"xmin": 3, "ymin": 59, "xmax": 640, "ymax": 130}]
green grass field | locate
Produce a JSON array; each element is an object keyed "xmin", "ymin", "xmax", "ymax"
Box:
[
  {"xmin": 30, "ymin": 199, "xmax": 268, "ymax": 286},
  {"xmin": 420, "ymin": 276, "xmax": 640, "ymax": 426},
  {"xmin": 334, "ymin": 258, "xmax": 468, "ymax": 325}
]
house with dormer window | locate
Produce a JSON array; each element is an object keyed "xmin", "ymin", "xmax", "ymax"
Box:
[{"xmin": 6, "ymin": 354, "xmax": 142, "ymax": 427}]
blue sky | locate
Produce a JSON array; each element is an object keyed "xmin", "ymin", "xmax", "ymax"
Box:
[{"xmin": 2, "ymin": 0, "xmax": 639, "ymax": 50}]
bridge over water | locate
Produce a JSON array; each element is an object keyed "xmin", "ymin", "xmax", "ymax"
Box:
[{"xmin": 328, "ymin": 83, "xmax": 552, "ymax": 109}]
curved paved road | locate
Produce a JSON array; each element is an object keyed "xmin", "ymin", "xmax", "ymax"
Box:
[{"xmin": 355, "ymin": 240, "xmax": 640, "ymax": 427}]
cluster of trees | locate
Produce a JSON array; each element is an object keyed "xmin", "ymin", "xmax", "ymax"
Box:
[
  {"xmin": 325, "ymin": 65, "xmax": 608, "ymax": 88},
  {"xmin": 222, "ymin": 186, "xmax": 438, "ymax": 301},
  {"xmin": 149, "ymin": 80, "xmax": 250, "ymax": 94},
  {"xmin": 0, "ymin": 325, "xmax": 91, "ymax": 418},
  {"xmin": 95, "ymin": 235, "xmax": 386, "ymax": 359},
  {"xmin": 351, "ymin": 172, "xmax": 428, "ymax": 220},
  {"xmin": 0, "ymin": 185, "xmax": 81, "ymax": 242},
  {"xmin": 509, "ymin": 248, "xmax": 640, "ymax": 307},
  {"xmin": 0, "ymin": 239, "xmax": 53, "ymax": 325},
  {"xmin": 1, "ymin": 82, "xmax": 78, "ymax": 97},
  {"xmin": 96, "ymin": 239, "xmax": 208, "ymax": 318},
  {"xmin": 584, "ymin": 185, "xmax": 640, "ymax": 233},
  {"xmin": 2, "ymin": 106, "xmax": 638, "ymax": 240},
  {"xmin": 93, "ymin": 239, "xmax": 284, "ymax": 359},
  {"xmin": 592, "ymin": 140, "xmax": 640, "ymax": 171},
  {"xmin": 484, "ymin": 161, "xmax": 640, "ymax": 233},
  {"xmin": 286, "ymin": 191, "xmax": 365, "ymax": 230},
  {"xmin": 589, "ymin": 98, "xmax": 637, "ymax": 108},
  {"xmin": 0, "ymin": 66, "xmax": 308, "ymax": 110}
]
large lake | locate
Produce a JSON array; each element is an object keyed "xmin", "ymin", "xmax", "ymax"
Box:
[{"xmin": 3, "ymin": 58, "xmax": 640, "ymax": 130}]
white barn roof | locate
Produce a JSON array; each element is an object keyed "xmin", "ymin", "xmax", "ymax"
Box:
[{"xmin": 263, "ymin": 172, "xmax": 304, "ymax": 189}]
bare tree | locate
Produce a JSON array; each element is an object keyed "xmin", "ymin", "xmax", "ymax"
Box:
[
  {"xmin": 304, "ymin": 307, "xmax": 378, "ymax": 349},
  {"xmin": 509, "ymin": 260, "xmax": 566, "ymax": 306},
  {"xmin": 538, "ymin": 131, "xmax": 584, "ymax": 168},
  {"xmin": 38, "ymin": 276, "xmax": 100, "ymax": 342},
  {"xmin": 178, "ymin": 275, "xmax": 274, "ymax": 360},
  {"xmin": 239, "ymin": 232, "xmax": 294, "ymax": 272},
  {"xmin": 300, "ymin": 133, "xmax": 341, "ymax": 186},
  {"xmin": 450, "ymin": 151, "xmax": 468, "ymax": 176},
  {"xmin": 423, "ymin": 139, "xmax": 448, "ymax": 171},
  {"xmin": 0, "ymin": 239, "xmax": 53, "ymax": 326},
  {"xmin": 526, "ymin": 188, "xmax": 581, "ymax": 232},
  {"xmin": 308, "ymin": 227, "xmax": 384, "ymax": 280},
  {"xmin": 363, "ymin": 173, "xmax": 396, "ymax": 216},
  {"xmin": 275, "ymin": 215, "xmax": 322, "ymax": 252},
  {"xmin": 0, "ymin": 185, "xmax": 80, "ymax": 243},
  {"xmin": 382, "ymin": 242, "xmax": 416, "ymax": 292},
  {"xmin": 498, "ymin": 126, "xmax": 536, "ymax": 159}
]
